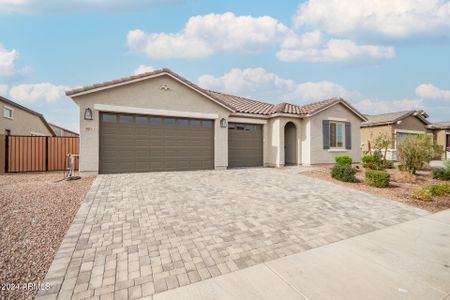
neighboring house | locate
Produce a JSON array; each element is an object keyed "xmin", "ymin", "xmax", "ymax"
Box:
[
  {"xmin": 49, "ymin": 123, "xmax": 79, "ymax": 137},
  {"xmin": 361, "ymin": 110, "xmax": 432, "ymax": 160},
  {"xmin": 66, "ymin": 68, "xmax": 367, "ymax": 174},
  {"xmin": 428, "ymin": 122, "xmax": 450, "ymax": 160},
  {"xmin": 0, "ymin": 96, "xmax": 55, "ymax": 136}
]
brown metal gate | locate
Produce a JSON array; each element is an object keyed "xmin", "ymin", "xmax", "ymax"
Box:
[{"xmin": 5, "ymin": 136, "xmax": 79, "ymax": 173}]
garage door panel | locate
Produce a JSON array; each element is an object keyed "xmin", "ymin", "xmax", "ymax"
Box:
[
  {"xmin": 100, "ymin": 113, "xmax": 214, "ymax": 173},
  {"xmin": 228, "ymin": 123, "xmax": 262, "ymax": 168}
]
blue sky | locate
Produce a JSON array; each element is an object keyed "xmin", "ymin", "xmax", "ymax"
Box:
[{"xmin": 1, "ymin": 0, "xmax": 450, "ymax": 132}]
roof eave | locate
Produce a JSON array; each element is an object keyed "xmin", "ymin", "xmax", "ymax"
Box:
[
  {"xmin": 306, "ymin": 99, "xmax": 368, "ymax": 121},
  {"xmin": 66, "ymin": 70, "xmax": 236, "ymax": 113}
]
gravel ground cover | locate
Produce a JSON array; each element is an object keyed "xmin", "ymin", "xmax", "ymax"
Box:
[
  {"xmin": 303, "ymin": 164, "xmax": 450, "ymax": 212},
  {"xmin": 0, "ymin": 173, "xmax": 94, "ymax": 300}
]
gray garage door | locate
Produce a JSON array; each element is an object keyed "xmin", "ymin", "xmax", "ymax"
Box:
[
  {"xmin": 228, "ymin": 123, "xmax": 263, "ymax": 168},
  {"xmin": 100, "ymin": 113, "xmax": 214, "ymax": 174}
]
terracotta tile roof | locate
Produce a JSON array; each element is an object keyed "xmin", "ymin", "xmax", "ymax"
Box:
[
  {"xmin": 203, "ymin": 90, "xmax": 274, "ymax": 115},
  {"xmin": 362, "ymin": 110, "xmax": 429, "ymax": 127},
  {"xmin": 65, "ymin": 68, "xmax": 366, "ymax": 120}
]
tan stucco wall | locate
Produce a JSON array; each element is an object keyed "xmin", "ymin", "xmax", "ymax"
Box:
[
  {"xmin": 435, "ymin": 129, "xmax": 449, "ymax": 160},
  {"xmin": 264, "ymin": 117, "xmax": 302, "ymax": 167},
  {"xmin": 394, "ymin": 115, "xmax": 428, "ymax": 132},
  {"xmin": 360, "ymin": 125, "xmax": 393, "ymax": 152},
  {"xmin": 306, "ymin": 103, "xmax": 363, "ymax": 164},
  {"xmin": 0, "ymin": 100, "xmax": 52, "ymax": 136},
  {"xmin": 72, "ymin": 75, "xmax": 232, "ymax": 173}
]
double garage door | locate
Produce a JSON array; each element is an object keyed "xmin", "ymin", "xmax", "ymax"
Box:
[
  {"xmin": 100, "ymin": 113, "xmax": 214, "ymax": 173},
  {"xmin": 99, "ymin": 113, "xmax": 263, "ymax": 173}
]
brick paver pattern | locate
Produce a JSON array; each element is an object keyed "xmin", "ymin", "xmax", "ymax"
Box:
[{"xmin": 37, "ymin": 168, "xmax": 427, "ymax": 300}]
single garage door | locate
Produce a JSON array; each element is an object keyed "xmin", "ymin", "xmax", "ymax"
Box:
[
  {"xmin": 228, "ymin": 122, "xmax": 263, "ymax": 167},
  {"xmin": 100, "ymin": 113, "xmax": 214, "ymax": 173}
]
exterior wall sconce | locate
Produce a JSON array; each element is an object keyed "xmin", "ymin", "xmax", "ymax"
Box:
[
  {"xmin": 84, "ymin": 108, "xmax": 93, "ymax": 120},
  {"xmin": 220, "ymin": 118, "xmax": 227, "ymax": 128}
]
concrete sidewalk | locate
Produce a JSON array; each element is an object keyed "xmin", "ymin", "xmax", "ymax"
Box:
[{"xmin": 155, "ymin": 209, "xmax": 450, "ymax": 300}]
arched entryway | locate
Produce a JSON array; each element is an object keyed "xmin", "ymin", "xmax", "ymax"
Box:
[{"xmin": 284, "ymin": 122, "xmax": 297, "ymax": 165}]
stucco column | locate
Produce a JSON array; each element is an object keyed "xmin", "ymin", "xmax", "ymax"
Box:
[{"xmin": 214, "ymin": 116, "xmax": 228, "ymax": 170}]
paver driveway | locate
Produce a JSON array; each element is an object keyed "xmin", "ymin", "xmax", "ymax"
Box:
[{"xmin": 38, "ymin": 167, "xmax": 427, "ymax": 300}]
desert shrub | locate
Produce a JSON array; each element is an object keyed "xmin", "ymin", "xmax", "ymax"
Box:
[
  {"xmin": 432, "ymin": 168, "xmax": 450, "ymax": 181},
  {"xmin": 382, "ymin": 160, "xmax": 394, "ymax": 169},
  {"xmin": 335, "ymin": 156, "xmax": 353, "ymax": 166},
  {"xmin": 411, "ymin": 188, "xmax": 432, "ymax": 201},
  {"xmin": 393, "ymin": 171, "xmax": 416, "ymax": 183},
  {"xmin": 331, "ymin": 164, "xmax": 356, "ymax": 182},
  {"xmin": 364, "ymin": 170, "xmax": 390, "ymax": 188},
  {"xmin": 361, "ymin": 154, "xmax": 383, "ymax": 170},
  {"xmin": 427, "ymin": 184, "xmax": 450, "ymax": 196},
  {"xmin": 398, "ymin": 134, "xmax": 441, "ymax": 174}
]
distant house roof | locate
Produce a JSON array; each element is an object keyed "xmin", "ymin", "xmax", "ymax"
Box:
[
  {"xmin": 65, "ymin": 68, "xmax": 367, "ymax": 121},
  {"xmin": 428, "ymin": 121, "xmax": 450, "ymax": 129},
  {"xmin": 0, "ymin": 96, "xmax": 55, "ymax": 136},
  {"xmin": 361, "ymin": 110, "xmax": 430, "ymax": 127},
  {"xmin": 48, "ymin": 123, "xmax": 79, "ymax": 136}
]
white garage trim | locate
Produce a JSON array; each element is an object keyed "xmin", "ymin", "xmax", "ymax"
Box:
[
  {"xmin": 394, "ymin": 129, "xmax": 426, "ymax": 134},
  {"xmin": 228, "ymin": 117, "xmax": 267, "ymax": 124},
  {"xmin": 94, "ymin": 104, "xmax": 219, "ymax": 120}
]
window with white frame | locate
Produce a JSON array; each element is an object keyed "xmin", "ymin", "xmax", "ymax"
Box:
[
  {"xmin": 330, "ymin": 121, "xmax": 345, "ymax": 148},
  {"xmin": 3, "ymin": 106, "xmax": 13, "ymax": 119}
]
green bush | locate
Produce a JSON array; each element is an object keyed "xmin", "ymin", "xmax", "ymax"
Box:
[
  {"xmin": 331, "ymin": 164, "xmax": 357, "ymax": 182},
  {"xmin": 398, "ymin": 134, "xmax": 440, "ymax": 174},
  {"xmin": 364, "ymin": 170, "xmax": 390, "ymax": 188},
  {"xmin": 427, "ymin": 184, "xmax": 450, "ymax": 196},
  {"xmin": 361, "ymin": 154, "xmax": 383, "ymax": 170},
  {"xmin": 382, "ymin": 160, "xmax": 394, "ymax": 169},
  {"xmin": 432, "ymin": 168, "xmax": 450, "ymax": 181},
  {"xmin": 335, "ymin": 156, "xmax": 353, "ymax": 165}
]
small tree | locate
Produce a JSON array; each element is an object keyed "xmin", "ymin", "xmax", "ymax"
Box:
[
  {"xmin": 373, "ymin": 133, "xmax": 392, "ymax": 163},
  {"xmin": 399, "ymin": 134, "xmax": 440, "ymax": 174}
]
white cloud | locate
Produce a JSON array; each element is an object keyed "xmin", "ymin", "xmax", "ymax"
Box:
[
  {"xmin": 198, "ymin": 67, "xmax": 357, "ymax": 102},
  {"xmin": 9, "ymin": 83, "xmax": 69, "ymax": 103},
  {"xmin": 294, "ymin": 0, "xmax": 450, "ymax": 38},
  {"xmin": 134, "ymin": 65, "xmax": 154, "ymax": 75},
  {"xmin": 416, "ymin": 83, "xmax": 450, "ymax": 100},
  {"xmin": 0, "ymin": 83, "xmax": 8, "ymax": 95},
  {"xmin": 0, "ymin": 0, "xmax": 185, "ymax": 13},
  {"xmin": 354, "ymin": 98, "xmax": 424, "ymax": 114},
  {"xmin": 127, "ymin": 12, "xmax": 292, "ymax": 59},
  {"xmin": 277, "ymin": 31, "xmax": 395, "ymax": 62}
]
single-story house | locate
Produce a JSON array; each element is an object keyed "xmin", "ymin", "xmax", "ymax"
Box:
[
  {"xmin": 1, "ymin": 96, "xmax": 55, "ymax": 136},
  {"xmin": 360, "ymin": 110, "xmax": 450, "ymax": 161},
  {"xmin": 49, "ymin": 123, "xmax": 79, "ymax": 137},
  {"xmin": 428, "ymin": 122, "xmax": 450, "ymax": 160},
  {"xmin": 66, "ymin": 68, "xmax": 367, "ymax": 174}
]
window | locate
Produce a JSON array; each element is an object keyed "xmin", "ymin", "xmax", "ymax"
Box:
[
  {"xmin": 119, "ymin": 115, "xmax": 133, "ymax": 123},
  {"xmin": 3, "ymin": 106, "xmax": 13, "ymax": 119},
  {"xmin": 164, "ymin": 118, "xmax": 176, "ymax": 125},
  {"xmin": 150, "ymin": 117, "xmax": 162, "ymax": 125},
  {"xmin": 191, "ymin": 120, "xmax": 201, "ymax": 128},
  {"xmin": 330, "ymin": 121, "xmax": 345, "ymax": 148},
  {"xmin": 178, "ymin": 119, "xmax": 189, "ymax": 127},
  {"xmin": 102, "ymin": 114, "xmax": 116, "ymax": 123},
  {"xmin": 202, "ymin": 120, "xmax": 213, "ymax": 128},
  {"xmin": 228, "ymin": 123, "xmax": 236, "ymax": 129},
  {"xmin": 135, "ymin": 116, "xmax": 148, "ymax": 124},
  {"xmin": 5, "ymin": 129, "xmax": 11, "ymax": 135}
]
